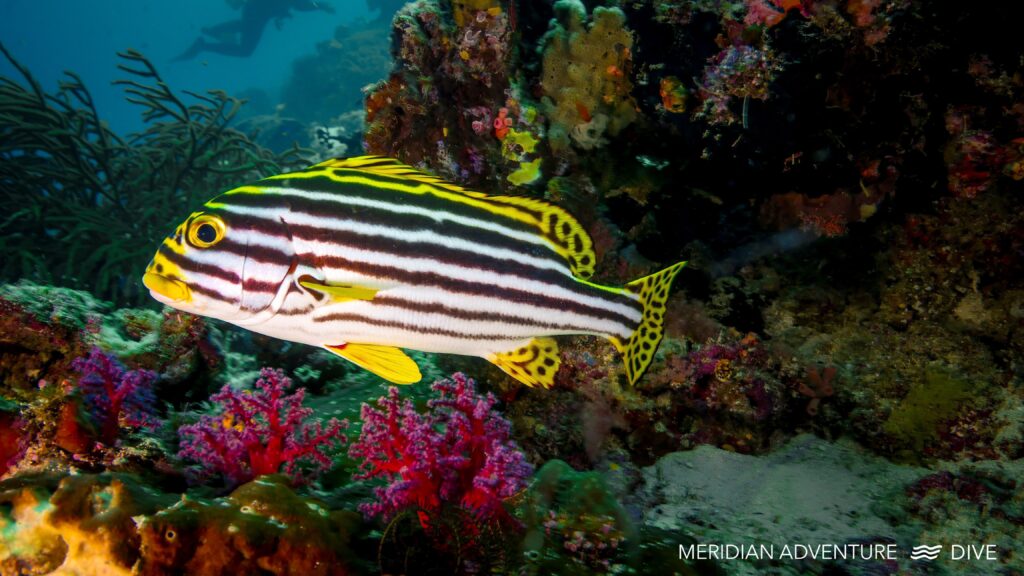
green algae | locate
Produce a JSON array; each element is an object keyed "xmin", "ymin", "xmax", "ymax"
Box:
[
  {"xmin": 0, "ymin": 281, "xmax": 108, "ymax": 330},
  {"xmin": 883, "ymin": 366, "xmax": 977, "ymax": 456}
]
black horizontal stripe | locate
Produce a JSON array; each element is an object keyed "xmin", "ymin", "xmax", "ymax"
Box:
[
  {"xmin": 331, "ymin": 168, "xmax": 547, "ymax": 222},
  {"xmin": 311, "ymin": 312, "xmax": 533, "ymax": 342},
  {"xmin": 361, "ymin": 295, "xmax": 611, "ymax": 334},
  {"xmin": 283, "ymin": 222, "xmax": 579, "ymax": 293},
  {"xmin": 277, "ymin": 304, "xmax": 315, "ymax": 316},
  {"xmin": 260, "ymin": 171, "xmax": 541, "ymax": 238},
  {"xmin": 211, "ymin": 206, "xmax": 574, "ymax": 288},
  {"xmin": 215, "ymin": 237, "xmax": 292, "ymax": 267},
  {"xmin": 303, "ymin": 252, "xmax": 640, "ymax": 328},
  {"xmin": 189, "ymin": 281, "xmax": 237, "ymax": 303},
  {"xmin": 159, "ymin": 246, "xmax": 240, "ymax": 285},
  {"xmin": 222, "ymin": 185, "xmax": 564, "ymax": 267},
  {"xmin": 242, "ymin": 278, "xmax": 281, "ymax": 294}
]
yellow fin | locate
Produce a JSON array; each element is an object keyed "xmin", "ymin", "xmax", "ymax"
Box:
[
  {"xmin": 488, "ymin": 194, "xmax": 595, "ymax": 279},
  {"xmin": 324, "ymin": 343, "xmax": 421, "ymax": 385},
  {"xmin": 308, "ymin": 156, "xmax": 597, "ymax": 280},
  {"xmin": 299, "ymin": 279, "xmax": 378, "ymax": 302},
  {"xmin": 310, "ymin": 155, "xmax": 482, "ymax": 197},
  {"xmin": 488, "ymin": 337, "xmax": 561, "ymax": 388},
  {"xmin": 620, "ymin": 261, "xmax": 688, "ymax": 385}
]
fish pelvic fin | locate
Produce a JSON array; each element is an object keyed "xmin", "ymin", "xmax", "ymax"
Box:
[
  {"xmin": 614, "ymin": 261, "xmax": 687, "ymax": 385},
  {"xmin": 324, "ymin": 343, "xmax": 421, "ymax": 384},
  {"xmin": 488, "ymin": 337, "xmax": 561, "ymax": 388}
]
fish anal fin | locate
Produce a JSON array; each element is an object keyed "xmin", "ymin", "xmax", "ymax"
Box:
[
  {"xmin": 299, "ymin": 278, "xmax": 378, "ymax": 302},
  {"xmin": 324, "ymin": 343, "xmax": 421, "ymax": 384},
  {"xmin": 620, "ymin": 261, "xmax": 687, "ymax": 385},
  {"xmin": 488, "ymin": 337, "xmax": 561, "ymax": 388}
]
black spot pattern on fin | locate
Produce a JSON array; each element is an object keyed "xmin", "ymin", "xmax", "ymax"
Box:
[
  {"xmin": 489, "ymin": 337, "xmax": 561, "ymax": 388},
  {"xmin": 621, "ymin": 261, "xmax": 687, "ymax": 385}
]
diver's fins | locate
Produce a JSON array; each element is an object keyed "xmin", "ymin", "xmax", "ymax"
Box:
[{"xmin": 172, "ymin": 38, "xmax": 206, "ymax": 62}]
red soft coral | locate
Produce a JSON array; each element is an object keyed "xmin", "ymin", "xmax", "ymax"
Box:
[
  {"xmin": 349, "ymin": 373, "xmax": 532, "ymax": 529},
  {"xmin": 178, "ymin": 368, "xmax": 347, "ymax": 486}
]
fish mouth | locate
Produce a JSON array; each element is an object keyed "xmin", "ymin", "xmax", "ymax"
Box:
[{"xmin": 143, "ymin": 272, "xmax": 191, "ymax": 303}]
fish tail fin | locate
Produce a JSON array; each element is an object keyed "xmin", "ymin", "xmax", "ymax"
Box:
[{"xmin": 611, "ymin": 261, "xmax": 687, "ymax": 385}]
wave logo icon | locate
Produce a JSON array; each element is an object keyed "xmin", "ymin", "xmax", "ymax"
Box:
[{"xmin": 910, "ymin": 545, "xmax": 943, "ymax": 561}]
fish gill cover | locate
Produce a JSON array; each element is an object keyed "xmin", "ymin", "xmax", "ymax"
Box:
[{"xmin": 0, "ymin": 1, "xmax": 1023, "ymax": 575}]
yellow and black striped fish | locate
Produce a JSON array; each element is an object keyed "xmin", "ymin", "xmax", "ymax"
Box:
[{"xmin": 143, "ymin": 156, "xmax": 685, "ymax": 388}]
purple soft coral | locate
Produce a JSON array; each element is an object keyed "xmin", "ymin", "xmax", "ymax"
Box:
[
  {"xmin": 178, "ymin": 368, "xmax": 347, "ymax": 486},
  {"xmin": 349, "ymin": 373, "xmax": 532, "ymax": 527},
  {"xmin": 71, "ymin": 347, "xmax": 159, "ymax": 445}
]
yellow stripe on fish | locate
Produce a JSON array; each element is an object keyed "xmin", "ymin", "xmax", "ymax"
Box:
[{"xmin": 142, "ymin": 156, "xmax": 686, "ymax": 387}]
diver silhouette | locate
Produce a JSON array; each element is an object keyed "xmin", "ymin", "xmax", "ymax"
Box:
[{"xmin": 174, "ymin": 0, "xmax": 334, "ymax": 61}]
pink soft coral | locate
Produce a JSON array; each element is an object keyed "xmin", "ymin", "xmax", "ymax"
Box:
[
  {"xmin": 178, "ymin": 368, "xmax": 347, "ymax": 486},
  {"xmin": 71, "ymin": 347, "xmax": 160, "ymax": 446},
  {"xmin": 349, "ymin": 373, "xmax": 532, "ymax": 527}
]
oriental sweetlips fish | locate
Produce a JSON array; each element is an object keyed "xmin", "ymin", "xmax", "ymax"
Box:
[{"xmin": 143, "ymin": 156, "xmax": 685, "ymax": 387}]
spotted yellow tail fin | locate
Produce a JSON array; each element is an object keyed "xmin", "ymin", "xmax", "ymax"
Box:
[{"xmin": 614, "ymin": 261, "xmax": 687, "ymax": 385}]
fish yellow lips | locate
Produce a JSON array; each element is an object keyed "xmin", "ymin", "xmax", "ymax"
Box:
[{"xmin": 143, "ymin": 272, "xmax": 191, "ymax": 302}]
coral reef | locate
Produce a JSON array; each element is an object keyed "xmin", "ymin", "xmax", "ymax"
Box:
[
  {"xmin": 349, "ymin": 373, "xmax": 531, "ymax": 524},
  {"xmin": 0, "ymin": 472, "xmax": 177, "ymax": 575},
  {"xmin": 0, "ymin": 0, "xmax": 1023, "ymax": 574},
  {"xmin": 0, "ymin": 282, "xmax": 221, "ymax": 402},
  {"xmin": 136, "ymin": 475, "xmax": 360, "ymax": 576},
  {"xmin": 178, "ymin": 368, "xmax": 348, "ymax": 487},
  {"xmin": 0, "ymin": 473, "xmax": 360, "ymax": 576},
  {"xmin": 61, "ymin": 347, "xmax": 160, "ymax": 450},
  {"xmin": 519, "ymin": 459, "xmax": 633, "ymax": 573},
  {"xmin": 349, "ymin": 373, "xmax": 532, "ymax": 574},
  {"xmin": 539, "ymin": 1, "xmax": 637, "ymax": 152}
]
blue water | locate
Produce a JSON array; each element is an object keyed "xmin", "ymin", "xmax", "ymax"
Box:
[{"xmin": 0, "ymin": 0, "xmax": 377, "ymax": 134}]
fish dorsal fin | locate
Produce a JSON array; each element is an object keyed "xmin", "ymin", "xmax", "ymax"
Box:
[
  {"xmin": 311, "ymin": 155, "xmax": 484, "ymax": 197},
  {"xmin": 324, "ymin": 343, "xmax": 421, "ymax": 384},
  {"xmin": 486, "ymin": 195, "xmax": 596, "ymax": 279},
  {"xmin": 311, "ymin": 156, "xmax": 597, "ymax": 279}
]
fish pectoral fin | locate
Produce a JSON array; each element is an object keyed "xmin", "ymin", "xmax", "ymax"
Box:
[
  {"xmin": 299, "ymin": 278, "xmax": 378, "ymax": 302},
  {"xmin": 487, "ymin": 337, "xmax": 561, "ymax": 389},
  {"xmin": 324, "ymin": 343, "xmax": 421, "ymax": 384}
]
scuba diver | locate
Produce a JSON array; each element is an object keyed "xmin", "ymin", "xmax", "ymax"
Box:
[{"xmin": 174, "ymin": 0, "xmax": 334, "ymax": 61}]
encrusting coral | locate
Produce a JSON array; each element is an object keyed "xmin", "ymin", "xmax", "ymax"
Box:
[
  {"xmin": 0, "ymin": 473, "xmax": 360, "ymax": 576},
  {"xmin": 539, "ymin": 0, "xmax": 637, "ymax": 152}
]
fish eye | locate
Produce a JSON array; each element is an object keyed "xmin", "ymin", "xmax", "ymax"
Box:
[
  {"xmin": 196, "ymin": 224, "xmax": 217, "ymax": 243},
  {"xmin": 187, "ymin": 215, "xmax": 226, "ymax": 248}
]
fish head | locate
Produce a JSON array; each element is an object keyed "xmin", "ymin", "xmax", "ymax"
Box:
[{"xmin": 144, "ymin": 209, "xmax": 259, "ymax": 321}]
